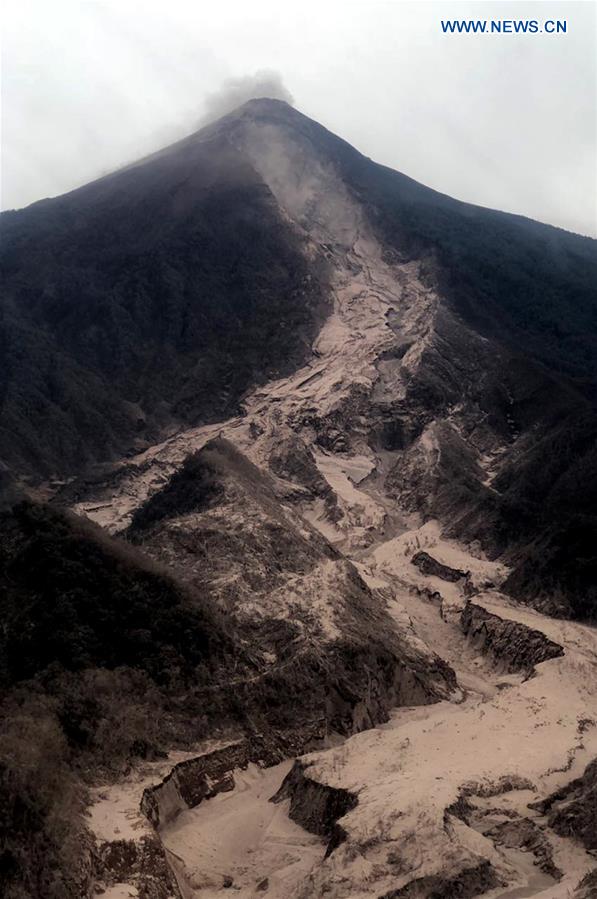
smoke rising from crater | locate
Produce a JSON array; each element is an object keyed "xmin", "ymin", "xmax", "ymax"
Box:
[
  {"xmin": 200, "ymin": 70, "xmax": 294, "ymax": 124},
  {"xmin": 2, "ymin": 2, "xmax": 595, "ymax": 234}
]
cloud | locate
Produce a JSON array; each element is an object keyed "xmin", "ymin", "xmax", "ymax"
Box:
[{"xmin": 200, "ymin": 70, "xmax": 294, "ymax": 124}]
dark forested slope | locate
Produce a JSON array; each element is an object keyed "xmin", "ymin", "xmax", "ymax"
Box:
[
  {"xmin": 0, "ymin": 500, "xmax": 234, "ymax": 899},
  {"xmin": 0, "ymin": 134, "xmax": 329, "ymax": 481}
]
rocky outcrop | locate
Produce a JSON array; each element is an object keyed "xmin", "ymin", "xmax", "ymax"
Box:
[
  {"xmin": 268, "ymin": 436, "xmax": 342, "ymax": 521},
  {"xmin": 141, "ymin": 738, "xmax": 284, "ymax": 829},
  {"xmin": 446, "ymin": 779, "xmax": 562, "ymax": 881},
  {"xmin": 411, "ymin": 551, "xmax": 469, "ymax": 583},
  {"xmin": 446, "ymin": 775, "xmax": 536, "ymax": 825},
  {"xmin": 485, "ymin": 818, "xmax": 562, "ymax": 880},
  {"xmin": 460, "ymin": 775, "xmax": 537, "ymax": 799},
  {"xmin": 460, "ymin": 602, "xmax": 564, "ymax": 674},
  {"xmin": 141, "ymin": 740, "xmax": 253, "ymax": 829},
  {"xmin": 575, "ymin": 869, "xmax": 597, "ymax": 898},
  {"xmin": 380, "ymin": 859, "xmax": 500, "ymax": 898},
  {"xmin": 96, "ymin": 834, "xmax": 182, "ymax": 899},
  {"xmin": 271, "ymin": 759, "xmax": 358, "ymax": 847},
  {"xmin": 532, "ymin": 757, "xmax": 597, "ymax": 850}
]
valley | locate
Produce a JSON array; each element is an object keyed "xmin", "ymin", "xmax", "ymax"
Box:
[{"xmin": 87, "ymin": 517, "xmax": 597, "ymax": 898}]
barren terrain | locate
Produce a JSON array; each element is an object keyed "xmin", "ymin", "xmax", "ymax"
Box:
[{"xmin": 75, "ymin": 103, "xmax": 597, "ymax": 898}]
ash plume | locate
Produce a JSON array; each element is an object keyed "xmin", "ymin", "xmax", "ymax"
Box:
[{"xmin": 200, "ymin": 70, "xmax": 294, "ymax": 124}]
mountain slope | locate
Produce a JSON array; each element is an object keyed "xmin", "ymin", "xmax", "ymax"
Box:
[
  {"xmin": 0, "ymin": 440, "xmax": 458, "ymax": 898},
  {"xmin": 0, "ymin": 131, "xmax": 329, "ymax": 480},
  {"xmin": 126, "ymin": 436, "xmax": 455, "ymax": 729},
  {"xmin": 27, "ymin": 98, "xmax": 593, "ymax": 620},
  {"xmin": 2, "ymin": 97, "xmax": 597, "ymax": 899},
  {"xmin": 2, "ymin": 99, "xmax": 597, "ymax": 616},
  {"xmin": 215, "ymin": 99, "xmax": 597, "ymax": 388}
]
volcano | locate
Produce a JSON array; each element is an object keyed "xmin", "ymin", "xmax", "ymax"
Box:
[{"xmin": 1, "ymin": 99, "xmax": 597, "ymax": 899}]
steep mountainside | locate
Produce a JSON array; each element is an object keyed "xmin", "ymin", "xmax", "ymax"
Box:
[
  {"xmin": 126, "ymin": 437, "xmax": 455, "ymax": 730},
  {"xmin": 0, "ymin": 494, "xmax": 454, "ymax": 898},
  {"xmin": 1, "ymin": 98, "xmax": 597, "ymax": 899},
  {"xmin": 3, "ymin": 99, "xmax": 596, "ymax": 616},
  {"xmin": 0, "ymin": 134, "xmax": 329, "ymax": 480}
]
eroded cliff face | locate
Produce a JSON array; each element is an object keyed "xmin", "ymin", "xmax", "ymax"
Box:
[
  {"xmin": 532, "ymin": 757, "xmax": 597, "ymax": 851},
  {"xmin": 141, "ymin": 741, "xmax": 254, "ymax": 831},
  {"xmin": 460, "ymin": 601, "xmax": 565, "ymax": 675},
  {"xmin": 248, "ymin": 586, "xmax": 597, "ymax": 899},
  {"xmin": 87, "ymin": 749, "xmax": 200, "ymax": 899},
  {"xmin": 271, "ymin": 759, "xmax": 358, "ymax": 842},
  {"xmin": 84, "ymin": 535, "xmax": 597, "ymax": 898}
]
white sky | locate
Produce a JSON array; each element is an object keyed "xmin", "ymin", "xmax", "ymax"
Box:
[{"xmin": 2, "ymin": 0, "xmax": 596, "ymax": 235}]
